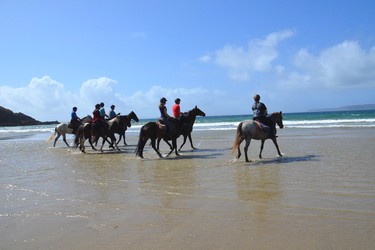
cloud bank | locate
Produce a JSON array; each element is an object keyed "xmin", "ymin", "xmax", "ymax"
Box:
[
  {"xmin": 1, "ymin": 30, "xmax": 375, "ymax": 121},
  {"xmin": 0, "ymin": 77, "xmax": 220, "ymax": 121}
]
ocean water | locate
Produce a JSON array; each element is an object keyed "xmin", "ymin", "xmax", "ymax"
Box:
[{"xmin": 1, "ymin": 110, "xmax": 374, "ymax": 140}]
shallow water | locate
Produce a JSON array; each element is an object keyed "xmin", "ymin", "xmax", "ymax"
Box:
[{"xmin": 1, "ymin": 128, "xmax": 375, "ymax": 249}]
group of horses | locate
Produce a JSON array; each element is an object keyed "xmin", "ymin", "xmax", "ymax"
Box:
[
  {"xmin": 47, "ymin": 111, "xmax": 139, "ymax": 153},
  {"xmin": 48, "ymin": 106, "xmax": 285, "ymax": 162}
]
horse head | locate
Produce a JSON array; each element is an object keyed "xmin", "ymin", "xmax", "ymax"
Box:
[
  {"xmin": 129, "ymin": 111, "xmax": 139, "ymax": 122},
  {"xmin": 273, "ymin": 111, "xmax": 284, "ymax": 129},
  {"xmin": 117, "ymin": 115, "xmax": 131, "ymax": 128},
  {"xmin": 192, "ymin": 105, "xmax": 206, "ymax": 117},
  {"xmin": 81, "ymin": 115, "xmax": 92, "ymax": 123}
]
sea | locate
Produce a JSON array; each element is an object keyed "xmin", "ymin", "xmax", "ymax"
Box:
[{"xmin": 0, "ymin": 110, "xmax": 374, "ymax": 141}]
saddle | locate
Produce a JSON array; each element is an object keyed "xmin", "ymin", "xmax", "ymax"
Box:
[
  {"xmin": 155, "ymin": 120, "xmax": 166, "ymax": 139},
  {"xmin": 254, "ymin": 120, "xmax": 270, "ymax": 132},
  {"xmin": 156, "ymin": 118, "xmax": 177, "ymax": 138},
  {"xmin": 156, "ymin": 119, "xmax": 167, "ymax": 130}
]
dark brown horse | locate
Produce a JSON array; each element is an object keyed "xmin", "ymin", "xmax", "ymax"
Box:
[
  {"xmin": 135, "ymin": 106, "xmax": 206, "ymax": 158},
  {"xmin": 114, "ymin": 111, "xmax": 139, "ymax": 145},
  {"xmin": 156, "ymin": 108, "xmax": 206, "ymax": 151},
  {"xmin": 75, "ymin": 115, "xmax": 127, "ymax": 153},
  {"xmin": 95, "ymin": 111, "xmax": 140, "ymax": 147},
  {"xmin": 232, "ymin": 112, "xmax": 284, "ymax": 162}
]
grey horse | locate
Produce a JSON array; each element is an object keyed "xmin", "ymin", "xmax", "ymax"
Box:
[{"xmin": 232, "ymin": 112, "xmax": 284, "ymax": 162}]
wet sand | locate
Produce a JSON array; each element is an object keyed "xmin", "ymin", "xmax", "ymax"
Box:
[{"xmin": 1, "ymin": 128, "xmax": 375, "ymax": 249}]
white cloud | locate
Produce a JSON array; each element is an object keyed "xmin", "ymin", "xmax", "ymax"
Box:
[
  {"xmin": 0, "ymin": 76, "xmax": 75, "ymax": 121},
  {"xmin": 0, "ymin": 77, "xmax": 222, "ymax": 121},
  {"xmin": 119, "ymin": 85, "xmax": 214, "ymax": 118},
  {"xmin": 79, "ymin": 77, "xmax": 117, "ymax": 102},
  {"xmin": 284, "ymin": 40, "xmax": 375, "ymax": 89},
  {"xmin": 202, "ymin": 30, "xmax": 295, "ymax": 81},
  {"xmin": 198, "ymin": 54, "xmax": 212, "ymax": 62},
  {"xmin": 0, "ymin": 76, "xmax": 120, "ymax": 122}
]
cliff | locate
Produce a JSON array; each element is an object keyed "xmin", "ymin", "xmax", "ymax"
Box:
[{"xmin": 0, "ymin": 106, "xmax": 58, "ymax": 126}]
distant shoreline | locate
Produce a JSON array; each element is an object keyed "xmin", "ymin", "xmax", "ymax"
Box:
[{"xmin": 307, "ymin": 104, "xmax": 375, "ymax": 112}]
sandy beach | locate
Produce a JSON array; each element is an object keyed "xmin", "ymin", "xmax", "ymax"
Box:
[{"xmin": 1, "ymin": 127, "xmax": 375, "ymax": 249}]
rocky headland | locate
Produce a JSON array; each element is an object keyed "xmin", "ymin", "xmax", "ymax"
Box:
[{"xmin": 0, "ymin": 106, "xmax": 58, "ymax": 126}]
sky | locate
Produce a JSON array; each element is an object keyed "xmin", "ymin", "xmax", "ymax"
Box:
[{"xmin": 0, "ymin": 0, "xmax": 375, "ymax": 122}]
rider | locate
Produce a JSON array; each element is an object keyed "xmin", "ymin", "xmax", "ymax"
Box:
[
  {"xmin": 172, "ymin": 98, "xmax": 181, "ymax": 118},
  {"xmin": 99, "ymin": 102, "xmax": 109, "ymax": 120},
  {"xmin": 109, "ymin": 104, "xmax": 118, "ymax": 119},
  {"xmin": 159, "ymin": 97, "xmax": 176, "ymax": 135},
  {"xmin": 70, "ymin": 107, "xmax": 81, "ymax": 133},
  {"xmin": 252, "ymin": 94, "xmax": 276, "ymax": 138},
  {"xmin": 93, "ymin": 103, "xmax": 106, "ymax": 128}
]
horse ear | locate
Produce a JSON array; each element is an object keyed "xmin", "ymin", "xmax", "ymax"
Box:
[{"xmin": 195, "ymin": 105, "xmax": 197, "ymax": 108}]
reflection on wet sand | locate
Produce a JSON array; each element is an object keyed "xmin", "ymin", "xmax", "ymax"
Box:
[{"xmin": 1, "ymin": 128, "xmax": 375, "ymax": 249}]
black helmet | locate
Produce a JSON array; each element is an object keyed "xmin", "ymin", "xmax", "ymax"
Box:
[
  {"xmin": 110, "ymin": 104, "xmax": 115, "ymax": 109},
  {"xmin": 160, "ymin": 97, "xmax": 167, "ymax": 103},
  {"xmin": 73, "ymin": 107, "xmax": 77, "ymax": 111},
  {"xmin": 100, "ymin": 102, "xmax": 104, "ymax": 107},
  {"xmin": 175, "ymin": 98, "xmax": 181, "ymax": 103}
]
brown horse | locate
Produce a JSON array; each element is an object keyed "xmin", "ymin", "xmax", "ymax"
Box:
[
  {"xmin": 156, "ymin": 108, "xmax": 206, "ymax": 151},
  {"xmin": 135, "ymin": 106, "xmax": 206, "ymax": 158},
  {"xmin": 114, "ymin": 111, "xmax": 139, "ymax": 145},
  {"xmin": 75, "ymin": 115, "xmax": 127, "ymax": 153},
  {"xmin": 232, "ymin": 112, "xmax": 284, "ymax": 162}
]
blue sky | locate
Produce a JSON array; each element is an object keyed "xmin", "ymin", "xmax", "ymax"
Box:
[{"xmin": 1, "ymin": 0, "xmax": 375, "ymax": 121}]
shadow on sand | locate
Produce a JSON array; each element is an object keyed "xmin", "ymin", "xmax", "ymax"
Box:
[{"xmin": 249, "ymin": 154, "xmax": 320, "ymax": 165}]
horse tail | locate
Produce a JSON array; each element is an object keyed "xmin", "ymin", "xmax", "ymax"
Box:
[
  {"xmin": 47, "ymin": 127, "xmax": 57, "ymax": 143},
  {"xmin": 75, "ymin": 125, "xmax": 83, "ymax": 147},
  {"xmin": 135, "ymin": 125, "xmax": 146, "ymax": 157},
  {"xmin": 232, "ymin": 122, "xmax": 243, "ymax": 154}
]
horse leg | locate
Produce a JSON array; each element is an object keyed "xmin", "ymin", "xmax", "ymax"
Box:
[
  {"xmin": 271, "ymin": 138, "xmax": 283, "ymax": 157},
  {"xmin": 79, "ymin": 136, "xmax": 86, "ymax": 153},
  {"xmin": 235, "ymin": 137, "xmax": 244, "ymax": 159},
  {"xmin": 123, "ymin": 132, "xmax": 127, "ymax": 145},
  {"xmin": 110, "ymin": 135, "xmax": 120, "ymax": 151},
  {"xmin": 105, "ymin": 137, "xmax": 114, "ymax": 149},
  {"xmin": 88, "ymin": 136, "xmax": 97, "ymax": 150},
  {"xmin": 163, "ymin": 139, "xmax": 173, "ymax": 150},
  {"xmin": 178, "ymin": 135, "xmax": 188, "ymax": 151},
  {"xmin": 54, "ymin": 133, "xmax": 61, "ymax": 147},
  {"xmin": 173, "ymin": 139, "xmax": 180, "ymax": 156},
  {"xmin": 188, "ymin": 133, "xmax": 196, "ymax": 150},
  {"xmin": 259, "ymin": 140, "xmax": 265, "ymax": 159},
  {"xmin": 62, "ymin": 134, "xmax": 70, "ymax": 147},
  {"xmin": 100, "ymin": 136, "xmax": 106, "ymax": 152},
  {"xmin": 244, "ymin": 139, "xmax": 251, "ymax": 162},
  {"xmin": 156, "ymin": 138, "xmax": 161, "ymax": 150},
  {"xmin": 151, "ymin": 138, "xmax": 163, "ymax": 158},
  {"xmin": 166, "ymin": 139, "xmax": 179, "ymax": 157}
]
